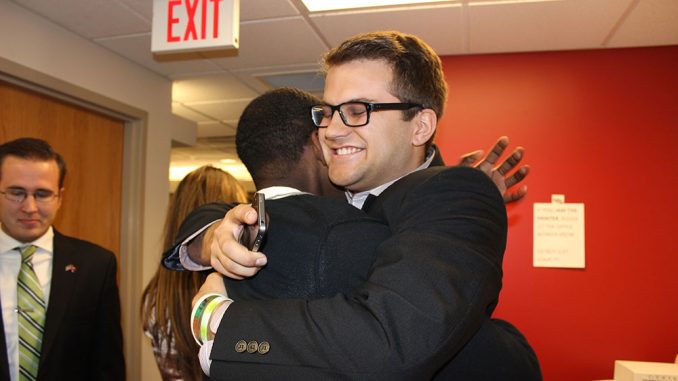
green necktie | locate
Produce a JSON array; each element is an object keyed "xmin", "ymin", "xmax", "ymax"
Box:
[{"xmin": 17, "ymin": 245, "xmax": 45, "ymax": 381}]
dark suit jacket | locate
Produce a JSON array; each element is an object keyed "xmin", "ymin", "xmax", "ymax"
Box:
[
  {"xmin": 178, "ymin": 167, "xmax": 514, "ymax": 380},
  {"xmin": 0, "ymin": 230, "xmax": 125, "ymax": 381},
  {"xmin": 365, "ymin": 167, "xmax": 541, "ymax": 381},
  {"xmin": 165, "ymin": 195, "xmax": 391, "ymax": 299}
]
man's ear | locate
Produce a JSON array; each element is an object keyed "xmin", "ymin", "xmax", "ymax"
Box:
[
  {"xmin": 411, "ymin": 108, "xmax": 437, "ymax": 147},
  {"xmin": 56, "ymin": 187, "xmax": 65, "ymax": 207}
]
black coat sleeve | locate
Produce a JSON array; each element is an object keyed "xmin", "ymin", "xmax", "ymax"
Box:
[
  {"xmin": 162, "ymin": 202, "xmax": 236, "ymax": 270},
  {"xmin": 209, "ymin": 167, "xmax": 507, "ymax": 380}
]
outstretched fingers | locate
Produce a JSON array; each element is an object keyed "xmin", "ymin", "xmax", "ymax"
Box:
[{"xmin": 476, "ymin": 136, "xmax": 509, "ymax": 173}]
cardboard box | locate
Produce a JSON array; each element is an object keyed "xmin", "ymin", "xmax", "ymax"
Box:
[{"xmin": 614, "ymin": 360, "xmax": 678, "ymax": 381}]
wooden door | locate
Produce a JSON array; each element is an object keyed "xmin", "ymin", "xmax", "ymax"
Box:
[{"xmin": 0, "ymin": 81, "xmax": 124, "ymax": 258}]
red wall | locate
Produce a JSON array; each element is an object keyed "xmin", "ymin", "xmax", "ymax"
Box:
[{"xmin": 436, "ymin": 46, "xmax": 678, "ymax": 381}]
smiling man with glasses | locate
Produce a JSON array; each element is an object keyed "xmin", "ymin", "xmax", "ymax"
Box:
[{"xmin": 0, "ymin": 137, "xmax": 124, "ymax": 381}]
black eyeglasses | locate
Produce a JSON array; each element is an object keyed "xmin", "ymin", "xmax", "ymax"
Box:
[
  {"xmin": 311, "ymin": 102, "xmax": 423, "ymax": 128},
  {"xmin": 0, "ymin": 188, "xmax": 59, "ymax": 204}
]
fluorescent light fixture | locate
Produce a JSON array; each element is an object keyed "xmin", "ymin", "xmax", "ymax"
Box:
[{"xmin": 301, "ymin": 0, "xmax": 448, "ymax": 12}]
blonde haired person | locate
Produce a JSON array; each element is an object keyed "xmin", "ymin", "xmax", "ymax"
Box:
[{"xmin": 141, "ymin": 166, "xmax": 248, "ymax": 380}]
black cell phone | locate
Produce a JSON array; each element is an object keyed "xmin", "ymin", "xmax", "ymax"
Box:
[{"xmin": 239, "ymin": 192, "xmax": 267, "ymax": 252}]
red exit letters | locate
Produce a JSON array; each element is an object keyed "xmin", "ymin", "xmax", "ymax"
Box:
[{"xmin": 167, "ymin": 0, "xmax": 223, "ymax": 43}]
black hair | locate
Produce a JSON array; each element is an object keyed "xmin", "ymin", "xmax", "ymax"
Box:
[{"xmin": 236, "ymin": 88, "xmax": 321, "ymax": 184}]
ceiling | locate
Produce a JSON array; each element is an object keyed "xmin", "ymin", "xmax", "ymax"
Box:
[{"xmin": 10, "ymin": 0, "xmax": 678, "ymax": 189}]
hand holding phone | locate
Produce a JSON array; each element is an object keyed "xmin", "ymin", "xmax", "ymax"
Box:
[{"xmin": 239, "ymin": 192, "xmax": 267, "ymax": 252}]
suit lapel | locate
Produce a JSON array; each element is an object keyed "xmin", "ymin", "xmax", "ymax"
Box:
[
  {"xmin": 360, "ymin": 193, "xmax": 378, "ymax": 213},
  {"xmin": 38, "ymin": 231, "xmax": 78, "ymax": 373},
  {"xmin": 364, "ymin": 167, "xmax": 449, "ymax": 227},
  {"xmin": 363, "ymin": 146, "xmax": 446, "ymax": 220}
]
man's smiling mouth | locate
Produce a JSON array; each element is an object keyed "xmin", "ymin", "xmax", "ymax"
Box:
[{"xmin": 335, "ymin": 147, "xmax": 363, "ymax": 155}]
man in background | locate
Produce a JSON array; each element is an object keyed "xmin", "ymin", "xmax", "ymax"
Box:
[{"xmin": 0, "ymin": 138, "xmax": 124, "ymax": 380}]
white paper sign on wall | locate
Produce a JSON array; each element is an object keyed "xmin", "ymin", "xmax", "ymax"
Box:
[{"xmin": 533, "ymin": 195, "xmax": 586, "ymax": 269}]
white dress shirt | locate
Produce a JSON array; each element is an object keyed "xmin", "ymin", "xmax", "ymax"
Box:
[{"xmin": 0, "ymin": 226, "xmax": 54, "ymax": 381}]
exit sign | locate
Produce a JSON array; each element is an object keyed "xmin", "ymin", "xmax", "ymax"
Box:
[{"xmin": 152, "ymin": 0, "xmax": 239, "ymax": 55}]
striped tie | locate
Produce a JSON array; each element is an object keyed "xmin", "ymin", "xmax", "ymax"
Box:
[{"xmin": 17, "ymin": 245, "xmax": 45, "ymax": 381}]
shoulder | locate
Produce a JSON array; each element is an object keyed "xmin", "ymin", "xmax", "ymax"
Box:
[
  {"xmin": 53, "ymin": 231, "xmax": 116, "ymax": 261},
  {"xmin": 371, "ymin": 166, "xmax": 506, "ymax": 228},
  {"xmin": 273, "ymin": 194, "xmax": 365, "ymax": 219},
  {"xmin": 270, "ymin": 195, "xmax": 388, "ymax": 232},
  {"xmin": 410, "ymin": 165, "xmax": 496, "ymax": 189},
  {"xmin": 386, "ymin": 166, "xmax": 502, "ymax": 204}
]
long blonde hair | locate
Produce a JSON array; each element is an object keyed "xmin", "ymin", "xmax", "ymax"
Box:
[{"xmin": 141, "ymin": 166, "xmax": 249, "ymax": 380}]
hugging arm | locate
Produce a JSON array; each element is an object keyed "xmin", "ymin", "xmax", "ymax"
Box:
[
  {"xmin": 208, "ymin": 167, "xmax": 506, "ymax": 379},
  {"xmin": 161, "ymin": 202, "xmax": 236, "ymax": 271}
]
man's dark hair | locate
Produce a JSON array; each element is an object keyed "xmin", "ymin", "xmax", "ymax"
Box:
[
  {"xmin": 236, "ymin": 88, "xmax": 321, "ymax": 185},
  {"xmin": 0, "ymin": 137, "xmax": 67, "ymax": 188}
]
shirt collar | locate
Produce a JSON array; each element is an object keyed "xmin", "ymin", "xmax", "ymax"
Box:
[
  {"xmin": 0, "ymin": 225, "xmax": 54, "ymax": 254},
  {"xmin": 257, "ymin": 186, "xmax": 310, "ymax": 200},
  {"xmin": 346, "ymin": 147, "xmax": 436, "ymax": 209}
]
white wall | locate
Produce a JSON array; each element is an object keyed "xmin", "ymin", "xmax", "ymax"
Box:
[{"xmin": 0, "ymin": 2, "xmax": 195, "ymax": 380}]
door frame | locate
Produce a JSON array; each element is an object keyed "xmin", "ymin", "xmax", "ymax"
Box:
[{"xmin": 0, "ymin": 61, "xmax": 146, "ymax": 380}]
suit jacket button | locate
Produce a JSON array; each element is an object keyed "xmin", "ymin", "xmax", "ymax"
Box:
[
  {"xmin": 235, "ymin": 340, "xmax": 247, "ymax": 353},
  {"xmin": 258, "ymin": 341, "xmax": 270, "ymax": 354},
  {"xmin": 247, "ymin": 341, "xmax": 259, "ymax": 353}
]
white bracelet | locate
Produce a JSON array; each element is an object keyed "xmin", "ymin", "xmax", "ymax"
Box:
[{"xmin": 191, "ymin": 293, "xmax": 232, "ymax": 345}]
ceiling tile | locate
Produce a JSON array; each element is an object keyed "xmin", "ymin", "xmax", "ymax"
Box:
[
  {"xmin": 13, "ymin": 0, "xmax": 150, "ymax": 38},
  {"xmin": 608, "ymin": 0, "xmax": 678, "ymax": 47},
  {"xmin": 173, "ymin": 74, "xmax": 258, "ymax": 103},
  {"xmin": 197, "ymin": 121, "xmax": 238, "ymax": 138},
  {"xmin": 95, "ymin": 33, "xmax": 223, "ymax": 77},
  {"xmin": 210, "ymin": 17, "xmax": 328, "ymax": 70},
  {"xmin": 230, "ymin": 62, "xmax": 324, "ymax": 94},
  {"xmin": 171, "ymin": 137, "xmax": 238, "ymax": 163},
  {"xmin": 467, "ymin": 0, "xmax": 630, "ymax": 54},
  {"xmin": 172, "ymin": 103, "xmax": 213, "ymax": 123},
  {"xmin": 118, "ymin": 0, "xmax": 153, "ymax": 20},
  {"xmin": 185, "ymin": 99, "xmax": 253, "ymax": 121},
  {"xmin": 241, "ymin": 0, "xmax": 300, "ymax": 21},
  {"xmin": 310, "ymin": 4, "xmax": 465, "ymax": 55}
]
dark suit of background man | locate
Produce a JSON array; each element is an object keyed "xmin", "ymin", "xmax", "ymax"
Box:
[{"xmin": 0, "ymin": 138, "xmax": 124, "ymax": 381}]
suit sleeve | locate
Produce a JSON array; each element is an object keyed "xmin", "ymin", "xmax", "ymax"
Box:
[
  {"xmin": 92, "ymin": 251, "xmax": 126, "ymax": 381},
  {"xmin": 210, "ymin": 167, "xmax": 506, "ymax": 379},
  {"xmin": 162, "ymin": 202, "xmax": 236, "ymax": 270}
]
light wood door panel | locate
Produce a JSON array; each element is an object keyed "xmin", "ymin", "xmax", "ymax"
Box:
[{"xmin": 0, "ymin": 81, "xmax": 123, "ymax": 258}]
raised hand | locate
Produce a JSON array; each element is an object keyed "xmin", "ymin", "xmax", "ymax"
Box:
[{"xmin": 458, "ymin": 136, "xmax": 529, "ymax": 203}]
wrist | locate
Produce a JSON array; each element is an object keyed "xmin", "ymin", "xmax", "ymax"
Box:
[
  {"xmin": 203, "ymin": 224, "xmax": 221, "ymax": 265},
  {"xmin": 191, "ymin": 293, "xmax": 232, "ymax": 345}
]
